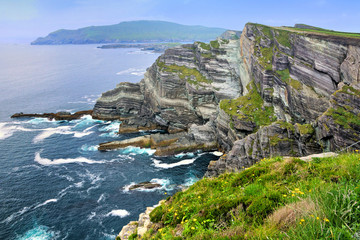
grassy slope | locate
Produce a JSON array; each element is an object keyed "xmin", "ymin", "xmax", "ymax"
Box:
[
  {"xmin": 32, "ymin": 20, "xmax": 227, "ymax": 44},
  {"xmin": 141, "ymin": 152, "xmax": 360, "ymax": 239}
]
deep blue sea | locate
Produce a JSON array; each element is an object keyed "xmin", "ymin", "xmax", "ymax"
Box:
[{"xmin": 0, "ymin": 44, "xmax": 218, "ymax": 239}]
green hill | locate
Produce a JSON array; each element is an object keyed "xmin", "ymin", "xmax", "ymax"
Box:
[{"xmin": 31, "ymin": 20, "xmax": 227, "ymax": 45}]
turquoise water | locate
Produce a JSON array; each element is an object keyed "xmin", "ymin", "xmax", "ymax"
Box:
[{"xmin": 0, "ymin": 44, "xmax": 218, "ymax": 239}]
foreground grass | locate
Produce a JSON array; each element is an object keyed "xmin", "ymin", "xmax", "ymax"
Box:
[{"xmin": 139, "ymin": 152, "xmax": 360, "ymax": 239}]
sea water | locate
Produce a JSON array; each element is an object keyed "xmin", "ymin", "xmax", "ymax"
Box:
[{"xmin": 0, "ymin": 44, "xmax": 218, "ymax": 239}]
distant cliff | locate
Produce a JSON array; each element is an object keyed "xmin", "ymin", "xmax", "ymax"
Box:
[
  {"xmin": 31, "ymin": 20, "xmax": 227, "ymax": 45},
  {"xmin": 93, "ymin": 24, "xmax": 360, "ymax": 177}
]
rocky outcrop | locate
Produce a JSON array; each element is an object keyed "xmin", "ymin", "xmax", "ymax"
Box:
[
  {"xmin": 11, "ymin": 110, "xmax": 93, "ymax": 121},
  {"xmin": 98, "ymin": 122, "xmax": 218, "ymax": 156},
  {"xmin": 94, "ymin": 23, "xmax": 360, "ymax": 179}
]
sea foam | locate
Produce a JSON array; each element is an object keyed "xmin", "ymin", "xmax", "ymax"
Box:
[
  {"xmin": 34, "ymin": 152, "xmax": 103, "ymax": 166},
  {"xmin": 106, "ymin": 209, "xmax": 130, "ymax": 218},
  {"xmin": 152, "ymin": 158, "xmax": 197, "ymax": 169}
]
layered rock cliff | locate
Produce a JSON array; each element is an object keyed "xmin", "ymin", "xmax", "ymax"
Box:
[{"xmin": 93, "ymin": 24, "xmax": 360, "ymax": 178}]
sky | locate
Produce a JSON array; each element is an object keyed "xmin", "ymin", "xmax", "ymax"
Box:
[{"xmin": 1, "ymin": 0, "xmax": 360, "ymax": 43}]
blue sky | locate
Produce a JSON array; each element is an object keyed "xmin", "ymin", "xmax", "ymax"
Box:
[{"xmin": 1, "ymin": 0, "xmax": 360, "ymax": 42}]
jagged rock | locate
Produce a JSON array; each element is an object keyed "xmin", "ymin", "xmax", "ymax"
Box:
[
  {"xmin": 317, "ymin": 84, "xmax": 360, "ymax": 151},
  {"xmin": 205, "ymin": 120, "xmax": 321, "ymax": 177},
  {"xmin": 98, "ymin": 126, "xmax": 218, "ymax": 156},
  {"xmin": 118, "ymin": 221, "xmax": 138, "ymax": 240},
  {"xmin": 128, "ymin": 182, "xmax": 161, "ymax": 190},
  {"xmin": 11, "ymin": 110, "xmax": 93, "ymax": 121}
]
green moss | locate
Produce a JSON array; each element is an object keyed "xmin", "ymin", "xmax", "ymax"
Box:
[
  {"xmin": 200, "ymin": 52, "xmax": 215, "ymax": 59},
  {"xmin": 221, "ymin": 39, "xmax": 230, "ymax": 44},
  {"xmin": 196, "ymin": 41, "xmax": 211, "ymax": 50},
  {"xmin": 276, "ymin": 69, "xmax": 303, "ymax": 90},
  {"xmin": 296, "ymin": 123, "xmax": 315, "ymax": 135},
  {"xmin": 144, "ymin": 152, "xmax": 360, "ymax": 240},
  {"xmin": 157, "ymin": 60, "xmax": 212, "ymax": 85},
  {"xmin": 326, "ymin": 107, "xmax": 360, "ymax": 129},
  {"xmin": 210, "ymin": 40, "xmax": 220, "ymax": 49},
  {"xmin": 276, "ymin": 120, "xmax": 295, "ymax": 132},
  {"xmin": 269, "ymin": 134, "xmax": 293, "ymax": 147},
  {"xmin": 336, "ymin": 85, "xmax": 360, "ymax": 97},
  {"xmin": 219, "ymin": 81, "xmax": 277, "ymax": 130},
  {"xmin": 259, "ymin": 46, "xmax": 273, "ymax": 70}
]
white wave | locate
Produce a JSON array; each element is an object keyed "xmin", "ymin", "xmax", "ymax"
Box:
[
  {"xmin": 87, "ymin": 184, "xmax": 101, "ymax": 194},
  {"xmin": 123, "ymin": 178, "xmax": 172, "ymax": 192},
  {"xmin": 120, "ymin": 146, "xmax": 156, "ymax": 155},
  {"xmin": 34, "ymin": 199, "xmax": 58, "ymax": 209},
  {"xmin": 80, "ymin": 144, "xmax": 99, "ymax": 152},
  {"xmin": 153, "ymin": 157, "xmax": 197, "ymax": 169},
  {"xmin": 34, "ymin": 152, "xmax": 104, "ymax": 166},
  {"xmin": 175, "ymin": 152, "xmax": 195, "ymax": 158},
  {"xmin": 0, "ymin": 122, "xmax": 35, "ymax": 140},
  {"xmin": 74, "ymin": 181, "xmax": 84, "ymax": 188},
  {"xmin": 88, "ymin": 211, "xmax": 97, "ymax": 220},
  {"xmin": 2, "ymin": 206, "xmax": 31, "ymax": 224},
  {"xmin": 211, "ymin": 151, "xmax": 224, "ymax": 156},
  {"xmin": 32, "ymin": 125, "xmax": 93, "ymax": 143},
  {"xmin": 99, "ymin": 121, "xmax": 121, "ymax": 132},
  {"xmin": 106, "ymin": 209, "xmax": 130, "ymax": 218},
  {"xmin": 16, "ymin": 225, "xmax": 59, "ymax": 240},
  {"xmin": 27, "ymin": 118, "xmax": 59, "ymax": 124},
  {"xmin": 97, "ymin": 193, "xmax": 106, "ymax": 203}
]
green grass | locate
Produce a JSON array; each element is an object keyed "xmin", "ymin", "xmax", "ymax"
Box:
[
  {"xmin": 197, "ymin": 42, "xmax": 211, "ymax": 50},
  {"xmin": 157, "ymin": 60, "xmax": 212, "ymax": 85},
  {"xmin": 219, "ymin": 81, "xmax": 277, "ymax": 130},
  {"xmin": 291, "ymin": 27, "xmax": 360, "ymax": 39},
  {"xmin": 276, "ymin": 69, "xmax": 303, "ymax": 91},
  {"xmin": 142, "ymin": 152, "xmax": 360, "ymax": 239},
  {"xmin": 275, "ymin": 29, "xmax": 292, "ymax": 48},
  {"xmin": 210, "ymin": 40, "xmax": 220, "ymax": 49}
]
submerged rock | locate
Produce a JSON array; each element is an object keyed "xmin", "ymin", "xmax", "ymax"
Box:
[{"xmin": 128, "ymin": 182, "xmax": 162, "ymax": 190}]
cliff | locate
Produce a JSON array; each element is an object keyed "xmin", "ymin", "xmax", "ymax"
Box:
[{"xmin": 93, "ymin": 24, "xmax": 360, "ymax": 177}]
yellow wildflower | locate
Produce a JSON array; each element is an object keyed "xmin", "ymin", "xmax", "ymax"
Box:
[
  {"xmin": 164, "ymin": 192, "xmax": 167, "ymax": 195},
  {"xmin": 300, "ymin": 219, "xmax": 305, "ymax": 222},
  {"xmin": 198, "ymin": 196, "xmax": 201, "ymax": 199},
  {"xmin": 158, "ymin": 228, "xmax": 163, "ymax": 232},
  {"xmin": 191, "ymin": 227, "xmax": 195, "ymax": 230},
  {"xmin": 193, "ymin": 218, "xmax": 197, "ymax": 221},
  {"xmin": 324, "ymin": 218, "xmax": 330, "ymax": 222},
  {"xmin": 292, "ymin": 194, "xmax": 295, "ymax": 197},
  {"xmin": 316, "ymin": 217, "xmax": 320, "ymax": 220},
  {"xmin": 283, "ymin": 194, "xmax": 287, "ymax": 197}
]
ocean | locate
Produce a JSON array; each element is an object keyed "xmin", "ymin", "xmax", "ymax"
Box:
[{"xmin": 0, "ymin": 44, "xmax": 218, "ymax": 239}]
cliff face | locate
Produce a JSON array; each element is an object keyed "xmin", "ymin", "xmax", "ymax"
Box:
[
  {"xmin": 94, "ymin": 38, "xmax": 244, "ymax": 131},
  {"xmin": 93, "ymin": 25, "xmax": 360, "ymax": 177}
]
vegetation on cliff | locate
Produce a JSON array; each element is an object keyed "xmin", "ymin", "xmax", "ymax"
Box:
[
  {"xmin": 139, "ymin": 152, "xmax": 360, "ymax": 239},
  {"xmin": 220, "ymin": 81, "xmax": 277, "ymax": 131},
  {"xmin": 157, "ymin": 60, "xmax": 212, "ymax": 86}
]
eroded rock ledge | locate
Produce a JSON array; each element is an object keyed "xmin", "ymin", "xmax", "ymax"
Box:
[{"xmin": 99, "ymin": 122, "xmax": 218, "ymax": 156}]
